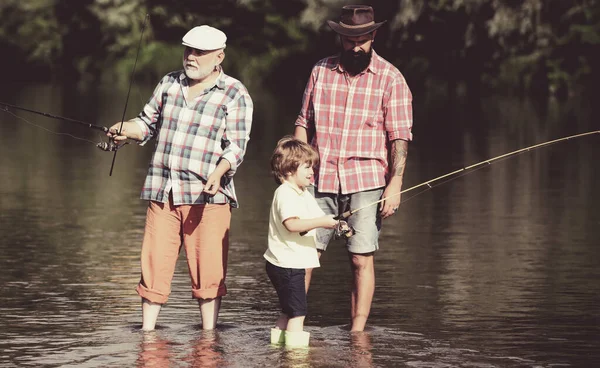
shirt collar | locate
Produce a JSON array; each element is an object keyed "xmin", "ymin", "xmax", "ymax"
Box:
[
  {"xmin": 332, "ymin": 48, "xmax": 380, "ymax": 75},
  {"xmin": 282, "ymin": 180, "xmax": 306, "ymax": 195}
]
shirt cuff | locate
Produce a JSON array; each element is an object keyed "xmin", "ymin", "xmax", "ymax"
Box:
[
  {"xmin": 134, "ymin": 118, "xmax": 152, "ymax": 146},
  {"xmin": 220, "ymin": 153, "xmax": 238, "ymax": 177},
  {"xmin": 294, "ymin": 116, "xmax": 309, "ymax": 129},
  {"xmin": 388, "ymin": 129, "xmax": 413, "ymax": 142}
]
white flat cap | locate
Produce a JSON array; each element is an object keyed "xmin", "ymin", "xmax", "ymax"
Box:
[{"xmin": 182, "ymin": 25, "xmax": 227, "ymax": 50}]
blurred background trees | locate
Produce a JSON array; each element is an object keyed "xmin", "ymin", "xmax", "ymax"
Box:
[{"xmin": 1, "ymin": 0, "xmax": 598, "ymax": 98}]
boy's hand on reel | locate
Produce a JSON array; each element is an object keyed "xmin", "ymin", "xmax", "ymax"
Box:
[{"xmin": 334, "ymin": 220, "xmax": 354, "ymax": 238}]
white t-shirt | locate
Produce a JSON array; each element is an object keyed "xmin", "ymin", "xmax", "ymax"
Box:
[{"xmin": 264, "ymin": 181, "xmax": 325, "ymax": 269}]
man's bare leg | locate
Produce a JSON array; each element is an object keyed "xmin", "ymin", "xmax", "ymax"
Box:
[
  {"xmin": 198, "ymin": 297, "xmax": 221, "ymax": 330},
  {"xmin": 349, "ymin": 252, "xmax": 375, "ymax": 332},
  {"xmin": 142, "ymin": 298, "xmax": 162, "ymax": 331}
]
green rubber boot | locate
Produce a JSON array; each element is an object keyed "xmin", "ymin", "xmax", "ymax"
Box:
[
  {"xmin": 284, "ymin": 330, "xmax": 310, "ymax": 348},
  {"xmin": 270, "ymin": 328, "xmax": 285, "ymax": 345}
]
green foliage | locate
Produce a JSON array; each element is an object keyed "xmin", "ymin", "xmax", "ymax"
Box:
[
  {"xmin": 546, "ymin": 0, "xmax": 600, "ymax": 95},
  {"xmin": 0, "ymin": 0, "xmax": 598, "ymax": 96},
  {"xmin": 108, "ymin": 41, "xmax": 181, "ymax": 86},
  {"xmin": 0, "ymin": 0, "xmax": 62, "ymax": 63}
]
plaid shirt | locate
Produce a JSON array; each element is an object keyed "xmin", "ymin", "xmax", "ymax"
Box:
[
  {"xmin": 295, "ymin": 50, "xmax": 413, "ymax": 194},
  {"xmin": 134, "ymin": 70, "xmax": 253, "ymax": 207}
]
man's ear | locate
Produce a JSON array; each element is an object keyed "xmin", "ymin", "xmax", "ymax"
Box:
[{"xmin": 216, "ymin": 50, "xmax": 225, "ymax": 65}]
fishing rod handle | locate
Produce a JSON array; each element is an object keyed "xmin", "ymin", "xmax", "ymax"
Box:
[{"xmin": 335, "ymin": 209, "xmax": 353, "ymax": 220}]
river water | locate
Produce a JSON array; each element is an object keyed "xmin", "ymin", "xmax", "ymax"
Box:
[{"xmin": 0, "ymin": 81, "xmax": 598, "ymax": 367}]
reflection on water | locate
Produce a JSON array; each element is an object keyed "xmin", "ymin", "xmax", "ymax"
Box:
[
  {"xmin": 0, "ymin": 83, "xmax": 599, "ymax": 367},
  {"xmin": 136, "ymin": 330, "xmax": 225, "ymax": 368},
  {"xmin": 136, "ymin": 332, "xmax": 173, "ymax": 368}
]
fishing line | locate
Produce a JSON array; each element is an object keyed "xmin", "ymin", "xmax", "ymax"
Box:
[
  {"xmin": 337, "ymin": 130, "xmax": 600, "ymax": 219},
  {"xmin": 399, "ymin": 149, "xmax": 527, "ymax": 205},
  {"xmin": 2, "ymin": 108, "xmax": 98, "ymax": 145},
  {"xmin": 0, "ymin": 102, "xmax": 109, "ymax": 133},
  {"xmin": 1, "ymin": 103, "xmax": 132, "ymax": 151}
]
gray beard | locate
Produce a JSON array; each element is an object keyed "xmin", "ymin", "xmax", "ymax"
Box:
[{"xmin": 183, "ymin": 61, "xmax": 216, "ymax": 81}]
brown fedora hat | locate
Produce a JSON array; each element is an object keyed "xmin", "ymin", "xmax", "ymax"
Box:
[{"xmin": 326, "ymin": 5, "xmax": 386, "ymax": 37}]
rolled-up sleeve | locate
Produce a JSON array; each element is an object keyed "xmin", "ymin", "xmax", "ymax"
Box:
[
  {"xmin": 294, "ymin": 69, "xmax": 316, "ymax": 130},
  {"xmin": 221, "ymin": 87, "xmax": 253, "ymax": 177},
  {"xmin": 133, "ymin": 76, "xmax": 167, "ymax": 146},
  {"xmin": 384, "ymin": 76, "xmax": 413, "ymax": 142}
]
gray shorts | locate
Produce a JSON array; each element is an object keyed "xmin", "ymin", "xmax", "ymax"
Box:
[{"xmin": 308, "ymin": 186, "xmax": 383, "ymax": 254}]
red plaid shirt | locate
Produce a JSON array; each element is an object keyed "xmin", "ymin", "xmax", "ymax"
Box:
[
  {"xmin": 134, "ymin": 70, "xmax": 253, "ymax": 207},
  {"xmin": 295, "ymin": 50, "xmax": 413, "ymax": 194}
]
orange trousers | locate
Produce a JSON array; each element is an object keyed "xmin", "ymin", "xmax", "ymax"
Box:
[{"xmin": 135, "ymin": 197, "xmax": 231, "ymax": 304}]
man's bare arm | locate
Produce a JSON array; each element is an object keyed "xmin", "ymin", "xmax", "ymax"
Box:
[
  {"xmin": 389, "ymin": 139, "xmax": 409, "ymax": 182},
  {"xmin": 294, "ymin": 126, "xmax": 308, "ymax": 143},
  {"xmin": 381, "ymin": 139, "xmax": 408, "ymax": 219}
]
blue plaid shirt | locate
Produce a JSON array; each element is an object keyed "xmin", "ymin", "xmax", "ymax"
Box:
[{"xmin": 134, "ymin": 69, "xmax": 253, "ymax": 207}]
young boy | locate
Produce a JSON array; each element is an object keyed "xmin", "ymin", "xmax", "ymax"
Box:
[{"xmin": 264, "ymin": 136, "xmax": 339, "ymax": 348}]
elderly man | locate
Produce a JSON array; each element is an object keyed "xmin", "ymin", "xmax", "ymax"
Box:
[
  {"xmin": 108, "ymin": 25, "xmax": 253, "ymax": 331},
  {"xmin": 294, "ymin": 5, "xmax": 413, "ymax": 331}
]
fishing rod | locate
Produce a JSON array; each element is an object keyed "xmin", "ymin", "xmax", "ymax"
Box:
[
  {"xmin": 0, "ymin": 101, "xmax": 126, "ymax": 152},
  {"xmin": 1, "ymin": 101, "xmax": 109, "ymax": 133},
  {"xmin": 300, "ymin": 130, "xmax": 600, "ymax": 238},
  {"xmin": 109, "ymin": 13, "xmax": 150, "ymax": 176},
  {"xmin": 338, "ymin": 130, "xmax": 600, "ymax": 220},
  {"xmin": 1, "ymin": 14, "xmax": 151, "ymax": 161}
]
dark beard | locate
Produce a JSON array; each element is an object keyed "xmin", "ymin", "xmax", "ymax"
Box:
[{"xmin": 340, "ymin": 49, "xmax": 372, "ymax": 75}]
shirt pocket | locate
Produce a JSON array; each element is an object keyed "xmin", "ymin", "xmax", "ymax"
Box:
[
  {"xmin": 364, "ymin": 89, "xmax": 385, "ymax": 127},
  {"xmin": 364, "ymin": 117, "xmax": 383, "ymax": 128},
  {"xmin": 188, "ymin": 103, "xmax": 227, "ymax": 165},
  {"xmin": 190, "ymin": 103, "xmax": 227, "ymax": 141},
  {"xmin": 363, "ymin": 111, "xmax": 385, "ymax": 130}
]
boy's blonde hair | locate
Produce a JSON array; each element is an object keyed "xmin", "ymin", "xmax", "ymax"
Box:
[{"xmin": 271, "ymin": 136, "xmax": 319, "ymax": 184}]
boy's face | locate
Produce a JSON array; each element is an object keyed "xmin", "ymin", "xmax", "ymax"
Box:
[{"xmin": 288, "ymin": 162, "xmax": 314, "ymax": 190}]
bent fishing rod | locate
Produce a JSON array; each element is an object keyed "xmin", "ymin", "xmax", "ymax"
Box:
[
  {"xmin": 0, "ymin": 101, "xmax": 125, "ymax": 152},
  {"xmin": 337, "ymin": 130, "xmax": 600, "ymax": 220}
]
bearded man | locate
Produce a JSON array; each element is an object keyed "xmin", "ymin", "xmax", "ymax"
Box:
[
  {"xmin": 294, "ymin": 5, "xmax": 413, "ymax": 331},
  {"xmin": 108, "ymin": 25, "xmax": 253, "ymax": 331}
]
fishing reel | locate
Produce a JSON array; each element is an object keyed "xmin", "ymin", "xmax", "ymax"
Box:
[
  {"xmin": 334, "ymin": 220, "xmax": 354, "ymax": 239},
  {"xmin": 299, "ymin": 219, "xmax": 354, "ymax": 238},
  {"xmin": 97, "ymin": 139, "xmax": 128, "ymax": 152}
]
